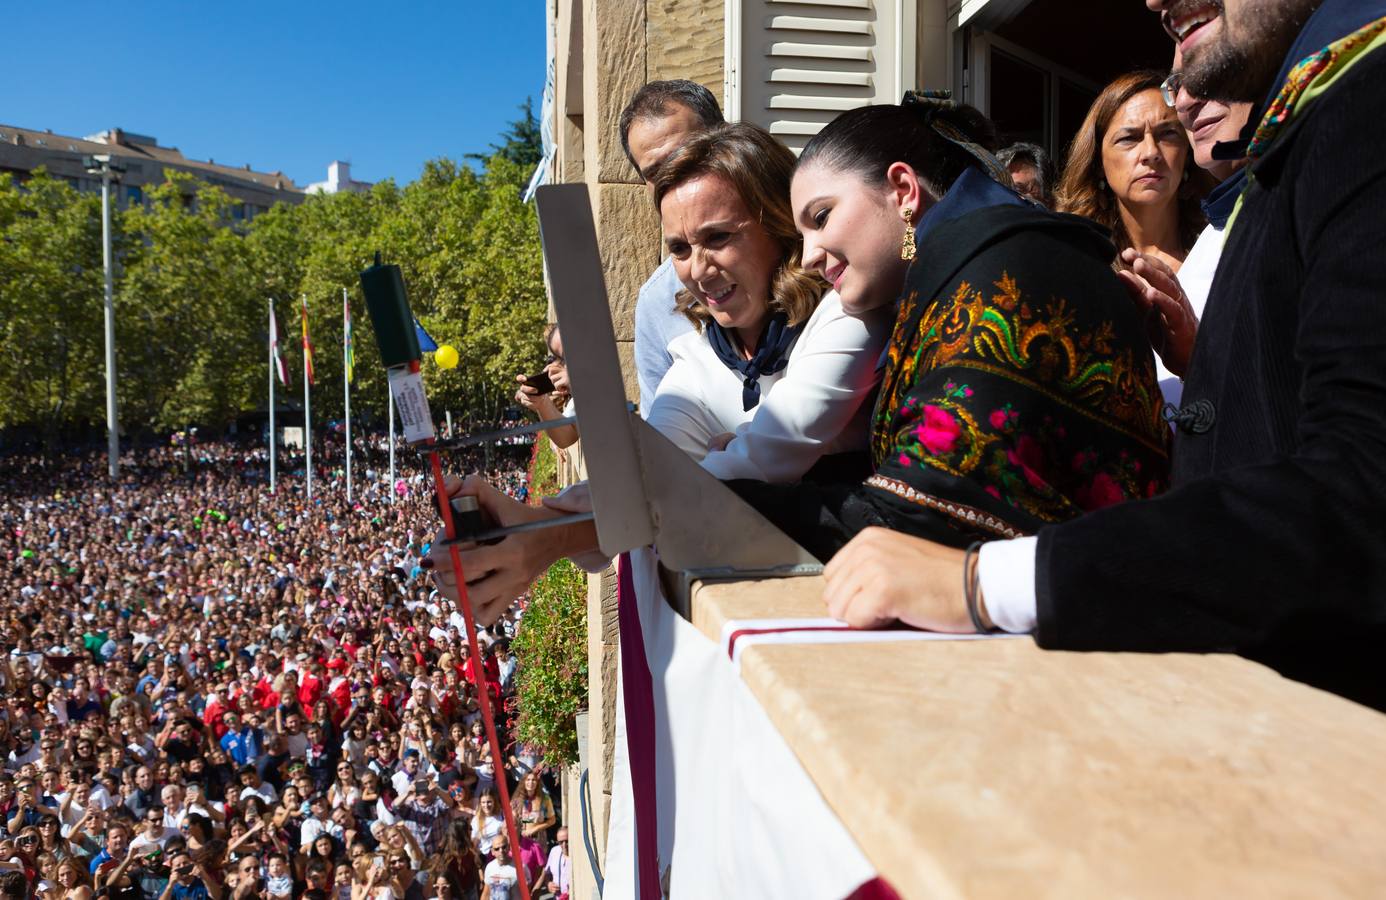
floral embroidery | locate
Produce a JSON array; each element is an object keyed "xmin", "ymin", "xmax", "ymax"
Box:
[{"xmin": 870, "ymin": 271, "xmax": 1170, "ymax": 531}]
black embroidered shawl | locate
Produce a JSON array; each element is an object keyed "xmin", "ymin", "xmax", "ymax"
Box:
[{"xmin": 731, "ymin": 202, "xmax": 1172, "ymax": 559}]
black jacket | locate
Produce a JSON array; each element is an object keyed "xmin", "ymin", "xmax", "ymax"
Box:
[{"xmin": 1035, "ymin": 37, "xmax": 1386, "ymax": 710}]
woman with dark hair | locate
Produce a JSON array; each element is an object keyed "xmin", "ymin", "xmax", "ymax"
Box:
[
  {"xmin": 426, "ymin": 821, "xmax": 479, "ymax": 900},
  {"xmin": 1056, "ymin": 70, "xmax": 1209, "ymax": 272},
  {"xmin": 712, "ymin": 91, "xmax": 1172, "ymax": 562}
]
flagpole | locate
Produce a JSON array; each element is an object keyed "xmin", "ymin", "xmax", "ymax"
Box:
[
  {"xmin": 343, "ymin": 287, "xmax": 353, "ymax": 505},
  {"xmin": 304, "ymin": 295, "xmax": 313, "ymax": 501},
  {"xmin": 388, "ymin": 389, "xmax": 396, "ymax": 504},
  {"xmin": 268, "ymin": 298, "xmax": 277, "ymax": 495}
]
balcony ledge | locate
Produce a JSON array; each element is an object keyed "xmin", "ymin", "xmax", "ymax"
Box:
[{"xmin": 689, "ymin": 576, "xmax": 1386, "ymax": 898}]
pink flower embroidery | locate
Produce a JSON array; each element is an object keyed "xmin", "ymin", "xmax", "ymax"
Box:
[
  {"xmin": 1076, "ymin": 471, "xmax": 1126, "ymax": 510},
  {"xmin": 989, "ymin": 409, "xmax": 1008, "ymax": 429},
  {"xmin": 915, "ymin": 405, "xmax": 961, "ymax": 456},
  {"xmin": 898, "ymin": 453, "xmax": 912, "ymax": 467},
  {"xmin": 1006, "ymin": 435, "xmax": 1049, "ymax": 490}
]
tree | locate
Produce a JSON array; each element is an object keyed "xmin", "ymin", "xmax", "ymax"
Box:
[
  {"xmin": 0, "ymin": 171, "xmax": 106, "ymax": 447},
  {"xmin": 0, "ymin": 97, "xmax": 550, "ymax": 447},
  {"xmin": 466, "ymin": 97, "xmax": 543, "ymax": 168}
]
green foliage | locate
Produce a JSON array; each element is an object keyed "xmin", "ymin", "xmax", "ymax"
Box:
[
  {"xmin": 0, "ymin": 171, "xmax": 105, "ymax": 443},
  {"xmin": 468, "ymin": 97, "xmax": 543, "ymax": 168},
  {"xmin": 512, "ymin": 558, "xmax": 588, "ymax": 766},
  {"xmin": 528, "ymin": 432, "xmax": 561, "ymax": 503},
  {"xmin": 0, "ymin": 127, "xmax": 549, "ymax": 441}
]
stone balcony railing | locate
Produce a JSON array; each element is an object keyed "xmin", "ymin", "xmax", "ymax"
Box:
[{"xmin": 680, "ymin": 575, "xmax": 1386, "ymax": 898}]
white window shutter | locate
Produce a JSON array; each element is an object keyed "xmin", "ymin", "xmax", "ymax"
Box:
[{"xmin": 726, "ymin": 0, "xmax": 916, "ymax": 152}]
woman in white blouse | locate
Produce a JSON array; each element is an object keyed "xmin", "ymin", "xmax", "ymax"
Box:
[
  {"xmin": 426, "ymin": 122, "xmax": 889, "ymax": 613},
  {"xmin": 646, "ymin": 122, "xmax": 892, "ymax": 484}
]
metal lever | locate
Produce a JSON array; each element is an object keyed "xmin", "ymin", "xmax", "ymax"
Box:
[{"xmin": 439, "ymin": 511, "xmax": 597, "ymax": 546}]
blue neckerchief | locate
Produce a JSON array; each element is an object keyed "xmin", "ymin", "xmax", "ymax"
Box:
[
  {"xmin": 706, "ymin": 311, "xmax": 802, "ymax": 411},
  {"xmin": 916, "ymin": 166, "xmax": 1028, "ymax": 241},
  {"xmin": 1213, "ymin": 0, "xmax": 1386, "ymax": 161},
  {"xmin": 1201, "ymin": 167, "xmax": 1248, "ymax": 230}
]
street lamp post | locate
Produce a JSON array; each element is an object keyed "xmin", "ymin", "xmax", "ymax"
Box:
[{"xmin": 84, "ymin": 154, "xmax": 126, "ymax": 482}]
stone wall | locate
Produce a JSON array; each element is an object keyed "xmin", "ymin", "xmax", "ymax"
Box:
[
  {"xmin": 551, "ymin": 3, "xmax": 722, "ymax": 896},
  {"xmin": 647, "ymin": 0, "xmax": 725, "ymax": 107}
]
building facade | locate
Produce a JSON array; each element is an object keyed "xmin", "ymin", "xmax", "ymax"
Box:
[
  {"xmin": 0, "ymin": 125, "xmax": 305, "ymax": 218},
  {"xmin": 545, "ymin": 1, "xmax": 1173, "ymax": 894},
  {"xmin": 306, "ymin": 160, "xmax": 374, "ymax": 195}
]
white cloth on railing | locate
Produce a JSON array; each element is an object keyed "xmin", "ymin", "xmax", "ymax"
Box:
[
  {"xmin": 718, "ymin": 616, "xmax": 1021, "ymax": 674},
  {"xmin": 602, "ymin": 549, "xmax": 876, "ymax": 899}
]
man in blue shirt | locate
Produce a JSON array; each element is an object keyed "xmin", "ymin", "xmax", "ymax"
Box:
[
  {"xmin": 218, "ymin": 712, "xmax": 262, "ymax": 767},
  {"xmin": 617, "ymin": 80, "xmax": 725, "ymax": 414},
  {"xmin": 87, "ymin": 823, "xmax": 130, "ymax": 876},
  {"xmin": 163, "ymin": 850, "xmax": 221, "ymax": 900}
]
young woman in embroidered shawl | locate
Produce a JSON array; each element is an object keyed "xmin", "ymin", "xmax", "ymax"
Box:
[
  {"xmin": 425, "ymin": 122, "xmax": 891, "ymax": 620},
  {"xmin": 729, "ymin": 93, "xmax": 1173, "ymax": 559}
]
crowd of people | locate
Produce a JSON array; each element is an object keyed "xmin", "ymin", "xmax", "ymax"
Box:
[
  {"xmin": 0, "ymin": 432, "xmax": 572, "ymax": 900},
  {"xmin": 3, "ymin": 0, "xmax": 1383, "ymax": 896}
]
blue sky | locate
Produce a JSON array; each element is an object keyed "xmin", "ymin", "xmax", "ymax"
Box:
[{"xmin": 7, "ymin": 0, "xmax": 546, "ymax": 188}]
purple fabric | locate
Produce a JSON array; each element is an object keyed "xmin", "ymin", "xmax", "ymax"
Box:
[{"xmin": 616, "ymin": 553, "xmax": 661, "ymax": 899}]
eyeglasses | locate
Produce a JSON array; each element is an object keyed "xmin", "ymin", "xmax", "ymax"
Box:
[
  {"xmin": 17, "ymin": 837, "xmax": 37, "ymax": 845},
  {"xmin": 1160, "ymin": 71, "xmax": 1182, "ymax": 108}
]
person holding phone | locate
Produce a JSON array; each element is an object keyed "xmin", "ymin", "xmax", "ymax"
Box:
[
  {"xmin": 513, "ymin": 326, "xmax": 579, "ymax": 451},
  {"xmin": 158, "ymin": 851, "xmax": 220, "ymax": 900}
]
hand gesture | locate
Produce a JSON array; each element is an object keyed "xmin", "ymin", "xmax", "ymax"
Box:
[
  {"xmin": 513, "ymin": 376, "xmax": 557, "ymax": 417},
  {"xmin": 1116, "ymin": 249, "xmax": 1199, "ymax": 378},
  {"xmin": 424, "ymin": 475, "xmax": 564, "ymax": 625}
]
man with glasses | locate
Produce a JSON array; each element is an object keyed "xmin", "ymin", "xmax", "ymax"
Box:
[
  {"xmin": 536, "ymin": 827, "xmax": 570, "ymax": 900},
  {"xmin": 481, "ymin": 835, "xmax": 518, "ymax": 900},
  {"xmin": 128, "ymin": 805, "xmax": 175, "ymax": 853},
  {"xmin": 6, "ymin": 777, "xmax": 58, "ymax": 835}
]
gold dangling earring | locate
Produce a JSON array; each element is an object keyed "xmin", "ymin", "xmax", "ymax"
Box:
[{"xmin": 900, "ymin": 207, "xmax": 916, "ymax": 261}]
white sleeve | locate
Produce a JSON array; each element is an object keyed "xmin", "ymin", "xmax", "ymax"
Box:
[
  {"xmin": 645, "ymin": 356, "xmax": 716, "ymax": 462},
  {"xmin": 699, "ymin": 297, "xmax": 891, "ymax": 484},
  {"xmin": 976, "ymin": 536, "xmax": 1039, "ymax": 633}
]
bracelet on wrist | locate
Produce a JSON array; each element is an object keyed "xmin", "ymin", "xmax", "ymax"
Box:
[{"xmin": 962, "ymin": 541, "xmax": 1001, "ymax": 634}]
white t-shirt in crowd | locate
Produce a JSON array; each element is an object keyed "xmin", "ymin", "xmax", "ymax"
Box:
[{"xmin": 482, "ymin": 859, "xmax": 518, "ymax": 900}]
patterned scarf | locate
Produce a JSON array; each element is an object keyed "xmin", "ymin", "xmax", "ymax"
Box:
[
  {"xmin": 1247, "ymin": 14, "xmax": 1386, "ymax": 158},
  {"xmin": 706, "ymin": 312, "xmax": 803, "ymax": 411}
]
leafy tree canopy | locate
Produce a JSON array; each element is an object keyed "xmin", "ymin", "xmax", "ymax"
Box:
[{"xmin": 0, "ymin": 104, "xmax": 550, "ymax": 447}]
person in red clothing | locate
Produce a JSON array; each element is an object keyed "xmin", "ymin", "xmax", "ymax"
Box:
[
  {"xmin": 201, "ymin": 692, "xmax": 231, "ymax": 740},
  {"xmin": 296, "ymin": 659, "xmax": 325, "ymax": 708}
]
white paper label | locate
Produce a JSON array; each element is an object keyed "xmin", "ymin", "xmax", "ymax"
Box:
[{"xmin": 388, "ymin": 368, "xmax": 436, "ymax": 443}]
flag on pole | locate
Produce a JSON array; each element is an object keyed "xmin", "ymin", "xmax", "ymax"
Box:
[
  {"xmin": 413, "ymin": 317, "xmax": 439, "ymax": 352},
  {"xmin": 343, "ymin": 292, "xmax": 355, "ymax": 384},
  {"xmin": 301, "ymin": 296, "xmax": 316, "ymax": 386},
  {"xmin": 269, "ymin": 304, "xmax": 290, "ymax": 386}
]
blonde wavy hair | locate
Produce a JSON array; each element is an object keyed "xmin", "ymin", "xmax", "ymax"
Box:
[{"xmin": 651, "ymin": 122, "xmax": 825, "ymax": 332}]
